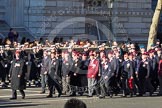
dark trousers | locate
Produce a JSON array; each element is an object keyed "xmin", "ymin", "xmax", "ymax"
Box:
[
  {"xmin": 12, "ymin": 89, "xmax": 25, "ymax": 98},
  {"xmin": 48, "ymin": 77, "xmax": 62, "ymax": 96},
  {"xmin": 139, "ymin": 78, "xmax": 154, "ymax": 95},
  {"xmin": 1, "ymin": 69, "xmax": 6, "ymax": 82},
  {"xmin": 122, "ymin": 77, "xmax": 128, "ymax": 95},
  {"xmin": 151, "ymin": 77, "xmax": 159, "ymax": 91},
  {"xmin": 145, "ymin": 78, "xmax": 154, "ymax": 93},
  {"xmin": 138, "ymin": 78, "xmax": 145, "ymax": 95},
  {"xmin": 133, "ymin": 76, "xmax": 139, "ymax": 94},
  {"xmin": 158, "ymin": 76, "xmax": 162, "ymax": 95},
  {"xmin": 122, "ymin": 77, "xmax": 134, "ymax": 95}
]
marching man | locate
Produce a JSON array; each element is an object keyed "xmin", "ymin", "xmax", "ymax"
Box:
[
  {"xmin": 9, "ymin": 50, "xmax": 26, "ymax": 100},
  {"xmin": 87, "ymin": 53, "xmax": 99, "ymax": 97}
]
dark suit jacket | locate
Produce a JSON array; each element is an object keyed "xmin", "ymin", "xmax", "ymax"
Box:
[
  {"xmin": 137, "ymin": 59, "xmax": 150, "ymax": 78},
  {"xmin": 48, "ymin": 58, "xmax": 60, "ymax": 80},
  {"xmin": 121, "ymin": 60, "xmax": 133, "ymax": 78},
  {"xmin": 101, "ymin": 61, "xmax": 113, "ymax": 81},
  {"xmin": 40, "ymin": 56, "xmax": 51, "ymax": 75},
  {"xmin": 62, "ymin": 59, "xmax": 72, "ymax": 77}
]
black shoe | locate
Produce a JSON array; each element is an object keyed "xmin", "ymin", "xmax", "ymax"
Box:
[
  {"xmin": 22, "ymin": 96, "xmax": 25, "ymax": 99},
  {"xmin": 10, "ymin": 97, "xmax": 17, "ymax": 100},
  {"xmin": 46, "ymin": 95, "xmax": 53, "ymax": 98},
  {"xmin": 99, "ymin": 95, "xmax": 105, "ymax": 99},
  {"xmin": 28, "ymin": 83, "xmax": 31, "ymax": 87},
  {"xmin": 79, "ymin": 93, "xmax": 83, "ymax": 96},
  {"xmin": 149, "ymin": 93, "xmax": 153, "ymax": 96},
  {"xmin": 87, "ymin": 95, "xmax": 93, "ymax": 97},
  {"xmin": 157, "ymin": 93, "xmax": 162, "ymax": 96},
  {"xmin": 69, "ymin": 93, "xmax": 76, "ymax": 96},
  {"xmin": 40, "ymin": 91, "xmax": 45, "ymax": 94},
  {"xmin": 57, "ymin": 93, "xmax": 61, "ymax": 97},
  {"xmin": 130, "ymin": 93, "xmax": 133, "ymax": 97},
  {"xmin": 110, "ymin": 94, "xmax": 113, "ymax": 98},
  {"xmin": 2, "ymin": 84, "xmax": 8, "ymax": 88},
  {"xmin": 35, "ymin": 83, "xmax": 41, "ymax": 87},
  {"xmin": 137, "ymin": 94, "xmax": 143, "ymax": 97},
  {"xmin": 35, "ymin": 84, "xmax": 39, "ymax": 87},
  {"xmin": 122, "ymin": 94, "xmax": 127, "ymax": 97}
]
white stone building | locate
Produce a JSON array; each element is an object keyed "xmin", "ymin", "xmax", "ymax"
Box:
[{"xmin": 0, "ymin": 0, "xmax": 153, "ymax": 43}]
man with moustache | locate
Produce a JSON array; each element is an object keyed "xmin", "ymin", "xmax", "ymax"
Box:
[{"xmin": 9, "ymin": 50, "xmax": 26, "ymax": 100}]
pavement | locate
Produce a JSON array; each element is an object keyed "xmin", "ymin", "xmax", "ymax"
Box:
[{"xmin": 0, "ymin": 87, "xmax": 162, "ymax": 108}]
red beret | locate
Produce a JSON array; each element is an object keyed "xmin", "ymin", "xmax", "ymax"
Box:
[
  {"xmin": 149, "ymin": 49, "xmax": 155, "ymax": 53},
  {"xmin": 100, "ymin": 50, "xmax": 105, "ymax": 53},
  {"xmin": 82, "ymin": 53, "xmax": 87, "ymax": 56},
  {"xmin": 102, "ymin": 55, "xmax": 107, "ymax": 59},
  {"xmin": 72, "ymin": 50, "xmax": 77, "ymax": 54},
  {"xmin": 73, "ymin": 52, "xmax": 80, "ymax": 56},
  {"xmin": 142, "ymin": 52, "xmax": 148, "ymax": 55},
  {"xmin": 128, "ymin": 53, "xmax": 133, "ymax": 56},
  {"xmin": 108, "ymin": 51, "xmax": 114, "ymax": 55},
  {"xmin": 64, "ymin": 50, "xmax": 69, "ymax": 54},
  {"xmin": 90, "ymin": 53, "xmax": 94, "ymax": 56}
]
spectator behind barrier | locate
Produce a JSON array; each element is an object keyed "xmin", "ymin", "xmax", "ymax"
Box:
[{"xmin": 64, "ymin": 98, "xmax": 87, "ymax": 108}]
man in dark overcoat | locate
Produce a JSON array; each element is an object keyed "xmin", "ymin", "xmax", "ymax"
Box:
[
  {"xmin": 9, "ymin": 50, "xmax": 25, "ymax": 100},
  {"xmin": 47, "ymin": 52, "xmax": 62, "ymax": 98},
  {"xmin": 136, "ymin": 52, "xmax": 154, "ymax": 96}
]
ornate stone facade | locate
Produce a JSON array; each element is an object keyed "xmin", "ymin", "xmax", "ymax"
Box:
[{"xmin": 0, "ymin": 0, "xmax": 153, "ymax": 43}]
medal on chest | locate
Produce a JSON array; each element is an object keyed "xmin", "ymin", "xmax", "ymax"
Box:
[
  {"xmin": 104, "ymin": 64, "xmax": 108, "ymax": 70},
  {"xmin": 143, "ymin": 61, "xmax": 148, "ymax": 67},
  {"xmin": 14, "ymin": 63, "xmax": 20, "ymax": 67},
  {"xmin": 53, "ymin": 62, "xmax": 56, "ymax": 65},
  {"xmin": 127, "ymin": 63, "xmax": 130, "ymax": 68}
]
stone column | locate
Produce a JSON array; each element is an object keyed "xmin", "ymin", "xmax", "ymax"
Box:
[
  {"xmin": 5, "ymin": 0, "xmax": 24, "ymax": 27},
  {"xmin": 0, "ymin": 0, "xmax": 6, "ymax": 20}
]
